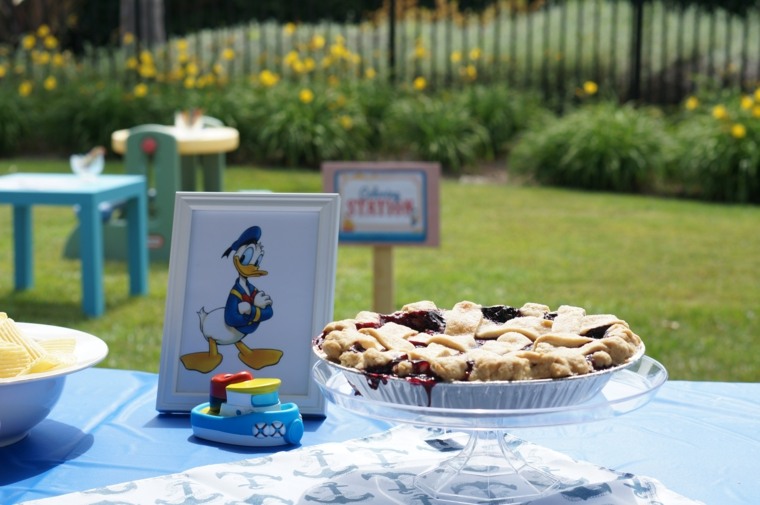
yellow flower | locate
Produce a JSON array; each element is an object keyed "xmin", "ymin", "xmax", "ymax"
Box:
[
  {"xmin": 450, "ymin": 51, "xmax": 462, "ymax": 63},
  {"xmin": 292, "ymin": 60, "xmax": 306, "ymax": 74},
  {"xmin": 752, "ymin": 105, "xmax": 760, "ymax": 119},
  {"xmin": 712, "ymin": 105, "xmax": 728, "ymax": 120},
  {"xmin": 463, "ymin": 64, "xmax": 477, "ymax": 80},
  {"xmin": 684, "ymin": 96, "xmax": 699, "ymax": 111},
  {"xmin": 754, "ymin": 88, "xmax": 760, "ymax": 101},
  {"xmin": 185, "ymin": 62, "xmax": 199, "ymax": 76},
  {"xmin": 303, "ymin": 57, "xmax": 316, "ymax": 72},
  {"xmin": 740, "ymin": 95, "xmax": 754, "ymax": 110},
  {"xmin": 212, "ymin": 63, "xmax": 223, "ymax": 75},
  {"xmin": 222, "ymin": 48, "xmax": 235, "ymax": 61},
  {"xmin": 183, "ymin": 76, "xmax": 196, "ymax": 88},
  {"xmin": 34, "ymin": 50, "xmax": 51, "ymax": 65},
  {"xmin": 413, "ymin": 76, "xmax": 426, "ymax": 91},
  {"xmin": 730, "ymin": 123, "xmax": 746, "ymax": 139},
  {"xmin": 139, "ymin": 64, "xmax": 157, "ymax": 78},
  {"xmin": 365, "ymin": 67, "xmax": 376, "ymax": 79},
  {"xmin": 22, "ymin": 35, "xmax": 36, "ymax": 50},
  {"xmin": 18, "ymin": 80, "xmax": 33, "ymax": 97},
  {"xmin": 126, "ymin": 56, "xmax": 138, "ymax": 70},
  {"xmin": 469, "ymin": 48, "xmax": 481, "ymax": 60},
  {"xmin": 175, "ymin": 38, "xmax": 188, "ymax": 51},
  {"xmin": 339, "ymin": 115, "xmax": 353, "ymax": 130},
  {"xmin": 133, "ymin": 83, "xmax": 148, "ymax": 97},
  {"xmin": 299, "ymin": 88, "xmax": 315, "ymax": 104},
  {"xmin": 139, "ymin": 50, "xmax": 154, "ymax": 64},
  {"xmin": 52, "ymin": 53, "xmax": 65, "ymax": 67},
  {"xmin": 330, "ymin": 43, "xmax": 348, "ymax": 59},
  {"xmin": 414, "ymin": 44, "xmax": 427, "ymax": 59},
  {"xmin": 259, "ymin": 69, "xmax": 279, "ymax": 87},
  {"xmin": 43, "ymin": 35, "xmax": 58, "ymax": 50},
  {"xmin": 123, "ymin": 32, "xmax": 135, "ymax": 45},
  {"xmin": 0, "ymin": 64, "xmax": 6, "ymax": 78},
  {"xmin": 43, "ymin": 75, "xmax": 57, "ymax": 91},
  {"xmin": 283, "ymin": 22, "xmax": 296, "ymax": 36},
  {"xmin": 583, "ymin": 81, "xmax": 598, "ymax": 95},
  {"xmin": 284, "ymin": 50, "xmax": 299, "ymax": 66},
  {"xmin": 311, "ymin": 35, "xmax": 326, "ymax": 50},
  {"xmin": 37, "ymin": 25, "xmax": 50, "ymax": 37}
]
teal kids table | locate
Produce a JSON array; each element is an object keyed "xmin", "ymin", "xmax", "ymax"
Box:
[{"xmin": 0, "ymin": 173, "xmax": 148, "ymax": 317}]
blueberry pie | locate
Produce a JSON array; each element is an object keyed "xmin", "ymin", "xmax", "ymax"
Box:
[{"xmin": 313, "ymin": 300, "xmax": 644, "ymax": 383}]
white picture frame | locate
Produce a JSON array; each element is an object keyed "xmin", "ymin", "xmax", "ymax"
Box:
[{"xmin": 156, "ymin": 192, "xmax": 341, "ymax": 415}]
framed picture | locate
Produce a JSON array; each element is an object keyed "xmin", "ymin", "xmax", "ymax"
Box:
[{"xmin": 156, "ymin": 192, "xmax": 341, "ymax": 415}]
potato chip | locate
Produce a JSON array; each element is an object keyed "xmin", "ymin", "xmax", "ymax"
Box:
[
  {"xmin": 0, "ymin": 313, "xmax": 77, "ymax": 378},
  {"xmin": 0, "ymin": 341, "xmax": 33, "ymax": 378},
  {"xmin": 0, "ymin": 312, "xmax": 45, "ymax": 361},
  {"xmin": 28, "ymin": 353, "xmax": 75, "ymax": 374},
  {"xmin": 38, "ymin": 337, "xmax": 77, "ymax": 355}
]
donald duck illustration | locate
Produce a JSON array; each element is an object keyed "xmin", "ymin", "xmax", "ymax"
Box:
[{"xmin": 180, "ymin": 225, "xmax": 283, "ymax": 374}]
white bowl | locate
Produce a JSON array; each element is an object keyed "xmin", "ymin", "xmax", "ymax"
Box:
[
  {"xmin": 0, "ymin": 323, "xmax": 108, "ymax": 447},
  {"xmin": 314, "ymin": 344, "xmax": 645, "ymax": 410}
]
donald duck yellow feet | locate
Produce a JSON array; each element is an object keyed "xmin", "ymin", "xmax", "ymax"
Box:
[
  {"xmin": 181, "ymin": 339, "xmax": 224, "ymax": 373},
  {"xmin": 236, "ymin": 342, "xmax": 283, "ymax": 370}
]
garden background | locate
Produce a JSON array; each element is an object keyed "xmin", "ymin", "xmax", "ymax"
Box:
[{"xmin": 0, "ymin": 0, "xmax": 758, "ymax": 381}]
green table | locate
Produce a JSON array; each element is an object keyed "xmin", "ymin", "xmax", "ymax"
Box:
[{"xmin": 111, "ymin": 125, "xmax": 239, "ymax": 192}]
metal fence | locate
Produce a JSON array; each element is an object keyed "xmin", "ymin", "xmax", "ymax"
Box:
[{"xmin": 2, "ymin": 0, "xmax": 760, "ymax": 105}]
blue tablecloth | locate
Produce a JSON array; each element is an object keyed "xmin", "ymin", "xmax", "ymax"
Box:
[{"xmin": 2, "ymin": 368, "xmax": 758, "ymax": 504}]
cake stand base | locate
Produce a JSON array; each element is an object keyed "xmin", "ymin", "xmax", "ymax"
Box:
[
  {"xmin": 414, "ymin": 430, "xmax": 559, "ymax": 504},
  {"xmin": 312, "ymin": 356, "xmax": 668, "ymax": 504}
]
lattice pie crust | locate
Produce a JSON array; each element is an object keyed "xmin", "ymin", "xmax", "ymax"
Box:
[{"xmin": 314, "ymin": 301, "xmax": 643, "ymax": 382}]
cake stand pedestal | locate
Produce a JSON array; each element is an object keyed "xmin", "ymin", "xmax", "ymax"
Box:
[
  {"xmin": 312, "ymin": 356, "xmax": 667, "ymax": 504},
  {"xmin": 414, "ymin": 430, "xmax": 560, "ymax": 503}
]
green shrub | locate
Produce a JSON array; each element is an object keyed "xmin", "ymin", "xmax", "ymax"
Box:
[
  {"xmin": 249, "ymin": 82, "xmax": 372, "ymax": 167},
  {"xmin": 383, "ymin": 91, "xmax": 491, "ymax": 174},
  {"xmin": 670, "ymin": 92, "xmax": 760, "ymax": 204},
  {"xmin": 37, "ymin": 82, "xmax": 174, "ymax": 153},
  {"xmin": 462, "ymin": 85, "xmax": 551, "ymax": 157},
  {"xmin": 195, "ymin": 84, "xmax": 263, "ymax": 162},
  {"xmin": 0, "ymin": 87, "xmax": 31, "ymax": 155},
  {"xmin": 349, "ymin": 80, "xmax": 398, "ymax": 144},
  {"xmin": 509, "ymin": 102, "xmax": 668, "ymax": 193}
]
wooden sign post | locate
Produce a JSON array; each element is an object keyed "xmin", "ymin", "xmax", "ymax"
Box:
[
  {"xmin": 372, "ymin": 244, "xmax": 394, "ymax": 314},
  {"xmin": 322, "ymin": 162, "xmax": 440, "ymax": 313}
]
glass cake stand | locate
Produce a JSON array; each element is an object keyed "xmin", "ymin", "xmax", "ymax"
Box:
[{"xmin": 312, "ymin": 356, "xmax": 668, "ymax": 504}]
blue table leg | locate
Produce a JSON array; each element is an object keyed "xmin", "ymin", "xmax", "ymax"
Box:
[
  {"xmin": 126, "ymin": 191, "xmax": 148, "ymax": 296},
  {"xmin": 78, "ymin": 198, "xmax": 105, "ymax": 317},
  {"xmin": 12, "ymin": 205, "xmax": 33, "ymax": 290}
]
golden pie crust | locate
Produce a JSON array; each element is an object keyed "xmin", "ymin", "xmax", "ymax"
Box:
[{"xmin": 314, "ymin": 301, "xmax": 643, "ymax": 382}]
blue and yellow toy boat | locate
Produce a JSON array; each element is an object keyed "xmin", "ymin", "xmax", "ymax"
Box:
[{"xmin": 191, "ymin": 372, "xmax": 304, "ymax": 447}]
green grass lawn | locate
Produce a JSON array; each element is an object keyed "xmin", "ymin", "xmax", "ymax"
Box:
[{"xmin": 1, "ymin": 158, "xmax": 758, "ymax": 382}]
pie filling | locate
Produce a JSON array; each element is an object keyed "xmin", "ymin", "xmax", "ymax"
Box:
[{"xmin": 313, "ymin": 300, "xmax": 643, "ymax": 383}]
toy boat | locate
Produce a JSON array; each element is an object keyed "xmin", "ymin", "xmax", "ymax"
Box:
[{"xmin": 190, "ymin": 372, "xmax": 303, "ymax": 447}]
